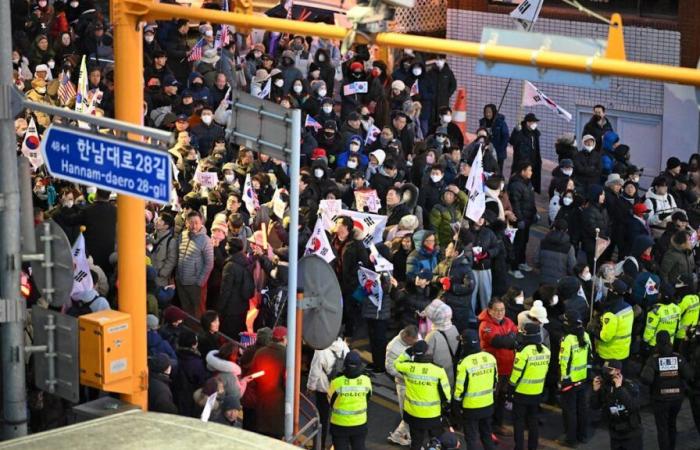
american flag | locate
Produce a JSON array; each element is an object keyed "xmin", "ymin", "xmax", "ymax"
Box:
[
  {"xmin": 187, "ymin": 38, "xmax": 205, "ymax": 62},
  {"xmin": 285, "ymin": 0, "xmax": 293, "ymax": 19},
  {"xmin": 58, "ymin": 71, "xmax": 76, "ymax": 106},
  {"xmin": 216, "ymin": 0, "xmax": 231, "ymax": 49}
]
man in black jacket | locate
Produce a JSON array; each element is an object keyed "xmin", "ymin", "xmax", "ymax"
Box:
[
  {"xmin": 509, "ymin": 113, "xmax": 542, "ymax": 193},
  {"xmin": 217, "ymin": 238, "xmax": 255, "ymax": 339},
  {"xmin": 507, "ymin": 162, "xmax": 538, "ymax": 279},
  {"xmin": 604, "ymin": 173, "xmax": 628, "ymax": 260},
  {"xmin": 80, "ymin": 189, "xmax": 117, "ymax": 279},
  {"xmin": 148, "ymin": 353, "xmax": 178, "ymax": 414},
  {"xmin": 573, "ymin": 134, "xmax": 602, "ymax": 196},
  {"xmin": 581, "ymin": 184, "xmax": 609, "ymax": 268},
  {"xmin": 582, "ymin": 105, "xmax": 614, "ymax": 151}
]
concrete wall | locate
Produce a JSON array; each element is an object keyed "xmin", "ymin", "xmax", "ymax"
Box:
[{"xmin": 446, "ymin": 9, "xmax": 682, "ymax": 163}]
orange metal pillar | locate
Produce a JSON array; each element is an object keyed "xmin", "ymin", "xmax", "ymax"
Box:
[{"xmin": 112, "ymin": 0, "xmax": 148, "ymax": 410}]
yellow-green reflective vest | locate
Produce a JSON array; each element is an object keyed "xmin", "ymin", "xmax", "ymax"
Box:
[
  {"xmin": 454, "ymin": 351, "xmax": 497, "ymax": 409},
  {"xmin": 597, "ymin": 304, "xmax": 634, "ymax": 360},
  {"xmin": 509, "ymin": 344, "xmax": 551, "ymax": 396},
  {"xmin": 559, "ymin": 332, "xmax": 591, "ymax": 383},
  {"xmin": 677, "ymin": 294, "xmax": 700, "ymax": 340},
  {"xmin": 643, "ymin": 303, "xmax": 681, "ymax": 346},
  {"xmin": 328, "ymin": 374, "xmax": 372, "ymax": 427},
  {"xmin": 394, "ymin": 353, "xmax": 451, "ymax": 418}
]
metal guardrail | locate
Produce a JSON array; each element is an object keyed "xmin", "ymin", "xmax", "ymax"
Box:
[{"xmin": 179, "ymin": 312, "xmax": 321, "ymax": 449}]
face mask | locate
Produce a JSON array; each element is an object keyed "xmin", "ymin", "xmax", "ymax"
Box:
[
  {"xmin": 201, "ymin": 115, "xmax": 213, "ymax": 125},
  {"xmin": 430, "ymin": 174, "xmax": 443, "ymax": 183},
  {"xmin": 87, "ymin": 186, "xmax": 97, "ymax": 195},
  {"xmin": 64, "ymin": 200, "xmax": 74, "ymax": 208},
  {"xmin": 48, "ymin": 60, "xmax": 55, "ymax": 69},
  {"xmin": 412, "ymin": 68, "xmax": 422, "ymax": 76},
  {"xmin": 442, "ymin": 115, "xmax": 452, "ymax": 123},
  {"xmin": 562, "ymin": 168, "xmax": 573, "ymax": 176},
  {"xmin": 581, "ymin": 272, "xmax": 592, "ymax": 282},
  {"xmin": 274, "ymin": 79, "xmax": 284, "ymax": 87},
  {"xmin": 205, "ymin": 30, "xmax": 213, "ymax": 37},
  {"xmin": 317, "ymin": 88, "xmax": 327, "ymax": 97},
  {"xmin": 562, "ymin": 196, "xmax": 573, "ymax": 206},
  {"xmin": 551, "ymin": 295, "xmax": 559, "ymax": 306},
  {"xmin": 224, "ymin": 174, "xmax": 235, "ymax": 184},
  {"xmin": 347, "ymin": 160, "xmax": 358, "ymax": 169},
  {"xmin": 12, "ymin": 57, "xmax": 19, "ymax": 64},
  {"xmin": 584, "ymin": 144, "xmax": 595, "ymax": 152},
  {"xmin": 70, "ymin": 1, "xmax": 79, "ymax": 7},
  {"xmin": 253, "ymin": 51, "xmax": 262, "ymax": 59},
  {"xmin": 314, "ymin": 168, "xmax": 324, "ymax": 179},
  {"xmin": 322, "ymin": 105, "xmax": 332, "ymax": 114},
  {"xmin": 36, "ymin": 87, "xmax": 46, "ymax": 94},
  {"xmin": 529, "ymin": 123, "xmax": 538, "ymax": 131},
  {"xmin": 436, "ymin": 136, "xmax": 446, "ymax": 143},
  {"xmin": 192, "ymin": 82, "xmax": 203, "ymax": 88},
  {"xmin": 318, "ymin": 55, "xmax": 326, "ymax": 62},
  {"xmin": 293, "ymin": 84, "xmax": 303, "ymax": 94},
  {"xmin": 145, "ymin": 35, "xmax": 154, "ymax": 43},
  {"xmin": 631, "ymin": 175, "xmax": 640, "ymax": 183},
  {"xmin": 435, "ymin": 59, "xmax": 445, "ymax": 69},
  {"xmin": 515, "ymin": 295, "xmax": 524, "ymax": 305},
  {"xmin": 349, "ymin": 143, "xmax": 360, "ymax": 152},
  {"xmin": 425, "ymin": 155, "xmax": 435, "ymax": 165}
]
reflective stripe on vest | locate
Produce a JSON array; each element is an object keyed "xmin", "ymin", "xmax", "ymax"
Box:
[
  {"xmin": 405, "ymin": 373, "xmax": 439, "ymax": 382},
  {"xmin": 332, "ymin": 408, "xmax": 368, "ymax": 415},
  {"xmin": 464, "ymin": 388, "xmax": 493, "ymax": 398},
  {"xmin": 406, "ymin": 398, "xmax": 441, "ymax": 406}
]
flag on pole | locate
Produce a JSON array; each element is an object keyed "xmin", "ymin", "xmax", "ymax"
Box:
[
  {"xmin": 337, "ymin": 209, "xmax": 387, "ymax": 247},
  {"xmin": 305, "ymin": 220, "xmax": 335, "ymax": 263},
  {"xmin": 465, "ymin": 146, "xmax": 486, "ymax": 222},
  {"xmin": 365, "ymin": 124, "xmax": 381, "ymax": 145},
  {"xmin": 594, "ymin": 236, "xmax": 610, "ymax": 260},
  {"xmin": 71, "ymin": 232, "xmax": 94, "ymax": 296},
  {"xmin": 242, "ymin": 173, "xmax": 260, "ymax": 213},
  {"xmin": 522, "ymin": 81, "xmax": 573, "ymax": 122},
  {"xmin": 510, "ymin": 0, "xmax": 544, "ymax": 31},
  {"xmin": 410, "ymin": 80, "xmax": 420, "ymax": 96},
  {"xmin": 285, "ymin": 0, "xmax": 293, "ymax": 19},
  {"xmin": 256, "ymin": 78, "xmax": 271, "ymax": 99},
  {"xmin": 188, "ymin": 38, "xmax": 206, "ymax": 62},
  {"xmin": 304, "ymin": 115, "xmax": 322, "ymax": 130},
  {"xmin": 21, "ymin": 118, "xmax": 44, "ymax": 171},
  {"xmin": 57, "ymin": 70, "xmax": 76, "ymax": 106},
  {"xmin": 358, "ymin": 267, "xmax": 383, "ymax": 310},
  {"xmin": 216, "ymin": 0, "xmax": 231, "ymax": 49},
  {"xmin": 369, "ymin": 244, "xmax": 394, "ymax": 273},
  {"xmin": 75, "ymin": 55, "xmax": 89, "ymax": 114}
]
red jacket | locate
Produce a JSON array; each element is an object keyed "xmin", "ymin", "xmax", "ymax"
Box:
[{"xmin": 478, "ymin": 309, "xmax": 518, "ymax": 376}]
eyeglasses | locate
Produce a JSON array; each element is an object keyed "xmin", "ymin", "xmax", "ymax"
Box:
[{"xmin": 490, "ymin": 308, "xmax": 506, "ymax": 313}]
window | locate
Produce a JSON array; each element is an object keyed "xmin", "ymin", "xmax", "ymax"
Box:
[{"xmin": 488, "ymin": 0, "xmax": 678, "ymax": 18}]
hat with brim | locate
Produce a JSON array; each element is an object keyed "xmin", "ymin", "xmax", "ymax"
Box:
[
  {"xmin": 201, "ymin": 48, "xmax": 220, "ymax": 65},
  {"xmin": 523, "ymin": 112, "xmax": 539, "ymax": 122},
  {"xmin": 252, "ymin": 69, "xmax": 271, "ymax": 84},
  {"xmin": 605, "ymin": 173, "xmax": 624, "ymax": 187}
]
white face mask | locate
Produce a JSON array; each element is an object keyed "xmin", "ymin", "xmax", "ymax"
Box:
[
  {"xmin": 48, "ymin": 60, "xmax": 55, "ymax": 69},
  {"xmin": 349, "ymin": 143, "xmax": 360, "ymax": 152},
  {"xmin": 562, "ymin": 196, "xmax": 573, "ymax": 206},
  {"xmin": 145, "ymin": 35, "xmax": 154, "ymax": 43},
  {"xmin": 274, "ymin": 79, "xmax": 284, "ymax": 87},
  {"xmin": 412, "ymin": 68, "xmax": 422, "ymax": 77},
  {"xmin": 581, "ymin": 272, "xmax": 592, "ymax": 281},
  {"xmin": 529, "ymin": 123, "xmax": 538, "ymax": 131},
  {"xmin": 224, "ymin": 174, "xmax": 235, "ymax": 184},
  {"xmin": 317, "ymin": 88, "xmax": 327, "ymax": 97},
  {"xmin": 436, "ymin": 136, "xmax": 446, "ymax": 143},
  {"xmin": 562, "ymin": 168, "xmax": 573, "ymax": 176},
  {"xmin": 347, "ymin": 160, "xmax": 358, "ymax": 169},
  {"xmin": 64, "ymin": 200, "xmax": 74, "ymax": 208},
  {"xmin": 293, "ymin": 84, "xmax": 303, "ymax": 94},
  {"xmin": 631, "ymin": 175, "xmax": 640, "ymax": 183},
  {"xmin": 442, "ymin": 115, "xmax": 452, "ymax": 124},
  {"xmin": 201, "ymin": 114, "xmax": 213, "ymax": 125},
  {"xmin": 318, "ymin": 55, "xmax": 326, "ymax": 62},
  {"xmin": 87, "ymin": 186, "xmax": 97, "ymax": 195},
  {"xmin": 583, "ymin": 144, "xmax": 595, "ymax": 152},
  {"xmin": 70, "ymin": 1, "xmax": 79, "ymax": 7},
  {"xmin": 435, "ymin": 59, "xmax": 445, "ymax": 69},
  {"xmin": 322, "ymin": 105, "xmax": 332, "ymax": 114},
  {"xmin": 515, "ymin": 295, "xmax": 524, "ymax": 305},
  {"xmin": 205, "ymin": 30, "xmax": 213, "ymax": 37},
  {"xmin": 430, "ymin": 174, "xmax": 443, "ymax": 183},
  {"xmin": 253, "ymin": 51, "xmax": 262, "ymax": 59},
  {"xmin": 314, "ymin": 168, "xmax": 324, "ymax": 179},
  {"xmin": 551, "ymin": 295, "xmax": 559, "ymax": 306}
]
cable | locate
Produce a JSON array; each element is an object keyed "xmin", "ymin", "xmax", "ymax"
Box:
[{"xmin": 560, "ymin": 0, "xmax": 612, "ymax": 25}]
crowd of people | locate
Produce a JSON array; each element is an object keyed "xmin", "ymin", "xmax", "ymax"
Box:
[{"xmin": 11, "ymin": 0, "xmax": 700, "ymax": 449}]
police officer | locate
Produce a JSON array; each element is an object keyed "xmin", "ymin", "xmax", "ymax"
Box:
[
  {"xmin": 394, "ymin": 340, "xmax": 452, "ymax": 450},
  {"xmin": 591, "ymin": 360, "xmax": 642, "ymax": 450},
  {"xmin": 640, "ymin": 330, "xmax": 692, "ymax": 450},
  {"xmin": 686, "ymin": 328, "xmax": 700, "ymax": 434},
  {"xmin": 591, "ymin": 279, "xmax": 634, "ymax": 364},
  {"xmin": 557, "ymin": 311, "xmax": 592, "ymax": 447},
  {"xmin": 508, "ymin": 323, "xmax": 550, "ymax": 450},
  {"xmin": 453, "ymin": 329, "xmax": 497, "ymax": 450},
  {"xmin": 328, "ymin": 351, "xmax": 373, "ymax": 450},
  {"xmin": 643, "ymin": 282, "xmax": 680, "ymax": 350},
  {"xmin": 675, "ymin": 274, "xmax": 699, "ymax": 347}
]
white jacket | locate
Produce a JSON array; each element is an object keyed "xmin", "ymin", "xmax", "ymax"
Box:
[
  {"xmin": 385, "ymin": 333, "xmax": 413, "ymax": 385},
  {"xmin": 306, "ymin": 338, "xmax": 349, "ymax": 393},
  {"xmin": 645, "ymin": 189, "xmax": 677, "ymax": 228},
  {"xmin": 206, "ymin": 350, "xmax": 247, "ymax": 397}
]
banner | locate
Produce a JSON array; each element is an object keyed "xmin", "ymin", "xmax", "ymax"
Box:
[
  {"xmin": 304, "ymin": 220, "xmax": 335, "ymax": 263},
  {"xmin": 365, "ymin": 124, "xmax": 381, "ymax": 146},
  {"xmin": 509, "ymin": 0, "xmax": 544, "ymax": 31},
  {"xmin": 522, "ymin": 81, "xmax": 573, "ymax": 122},
  {"xmin": 354, "ymin": 189, "xmax": 382, "ymax": 213},
  {"xmin": 358, "ymin": 266, "xmax": 382, "ymax": 310},
  {"xmin": 71, "ymin": 232, "xmax": 94, "ymax": 296},
  {"xmin": 343, "ymin": 81, "xmax": 368, "ymax": 96},
  {"xmin": 465, "ymin": 146, "xmax": 486, "ymax": 222},
  {"xmin": 195, "ymin": 170, "xmax": 219, "ymax": 189},
  {"xmin": 242, "ymin": 173, "xmax": 260, "ymax": 213},
  {"xmin": 318, "ymin": 199, "xmax": 343, "ymax": 230},
  {"xmin": 370, "ymin": 244, "xmax": 394, "ymax": 273},
  {"xmin": 21, "ymin": 118, "xmax": 44, "ymax": 171}
]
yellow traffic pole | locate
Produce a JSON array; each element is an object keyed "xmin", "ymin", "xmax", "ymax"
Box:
[{"xmin": 111, "ymin": 0, "xmax": 148, "ymax": 410}]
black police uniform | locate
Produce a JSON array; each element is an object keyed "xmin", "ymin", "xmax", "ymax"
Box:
[{"xmin": 591, "ymin": 376, "xmax": 642, "ymax": 450}]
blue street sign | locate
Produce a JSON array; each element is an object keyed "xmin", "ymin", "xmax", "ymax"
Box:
[{"xmin": 41, "ymin": 125, "xmax": 171, "ymax": 203}]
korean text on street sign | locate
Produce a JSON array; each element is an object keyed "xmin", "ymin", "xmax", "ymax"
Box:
[{"xmin": 41, "ymin": 125, "xmax": 171, "ymax": 203}]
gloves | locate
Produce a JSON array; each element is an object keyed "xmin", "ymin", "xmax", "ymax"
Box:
[
  {"xmin": 440, "ymin": 277, "xmax": 452, "ymax": 292},
  {"xmin": 505, "ymin": 384, "xmax": 514, "ymax": 402},
  {"xmin": 517, "ymin": 220, "xmax": 526, "ymax": 230},
  {"xmin": 474, "ymin": 251, "xmax": 489, "ymax": 263}
]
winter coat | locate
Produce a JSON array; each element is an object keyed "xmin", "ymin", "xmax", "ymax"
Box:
[
  {"xmin": 558, "ymin": 276, "xmax": 589, "ymax": 326},
  {"xmin": 605, "ymin": 188, "xmax": 630, "ymax": 243},
  {"xmin": 395, "ymin": 283, "xmax": 431, "ymax": 327},
  {"xmin": 173, "ymin": 348, "xmax": 209, "ymax": 417},
  {"xmin": 249, "ymin": 343, "xmax": 286, "ymax": 438},
  {"xmin": 572, "ymin": 150, "xmax": 602, "ymax": 194},
  {"xmin": 537, "ymin": 230, "xmax": 576, "ymax": 285},
  {"xmin": 660, "ymin": 241, "xmax": 694, "ymax": 285},
  {"xmin": 217, "ymin": 252, "xmax": 255, "ymax": 317},
  {"xmin": 361, "ymin": 273, "xmax": 393, "ymax": 320},
  {"xmin": 418, "ymin": 177, "xmax": 446, "ymax": 225},
  {"xmin": 429, "ymin": 189, "xmax": 468, "ymax": 248},
  {"xmin": 148, "ymin": 330, "xmax": 177, "ymax": 363},
  {"xmin": 176, "ymin": 227, "xmax": 214, "ymax": 287},
  {"xmin": 151, "ymin": 230, "xmax": 178, "ymax": 287},
  {"xmin": 79, "ymin": 200, "xmax": 117, "ymax": 275},
  {"xmin": 479, "ymin": 113, "xmax": 510, "ymax": 161},
  {"xmin": 385, "ymin": 333, "xmax": 414, "ymax": 385},
  {"xmin": 440, "ymin": 254, "xmax": 476, "ymax": 330},
  {"xmin": 555, "ymin": 141, "xmax": 577, "ymax": 162},
  {"xmin": 307, "ymin": 338, "xmax": 350, "ymax": 393},
  {"xmin": 555, "ymin": 204, "xmax": 583, "ymax": 247},
  {"xmin": 582, "ymin": 117, "xmax": 614, "ymax": 149},
  {"xmin": 405, "ymin": 231, "xmax": 439, "ymax": 283},
  {"xmin": 425, "ymin": 325, "xmax": 460, "ymax": 386},
  {"xmin": 332, "ymin": 236, "xmax": 371, "ymax": 298},
  {"xmin": 478, "ymin": 309, "xmax": 518, "ymax": 376},
  {"xmin": 645, "ymin": 189, "xmax": 678, "ymax": 237},
  {"xmin": 510, "ymin": 125, "xmax": 542, "ymax": 193},
  {"xmin": 205, "ymin": 350, "xmax": 244, "ymax": 399},
  {"xmin": 148, "ymin": 372, "xmax": 178, "ymax": 414},
  {"xmin": 427, "ymin": 64, "xmax": 457, "ymax": 123},
  {"xmin": 191, "ymin": 122, "xmax": 225, "ymax": 157},
  {"xmin": 581, "ymin": 204, "xmax": 610, "ymax": 245},
  {"xmin": 507, "ymin": 174, "xmax": 537, "ymax": 223},
  {"xmin": 471, "ymin": 226, "xmax": 503, "ymax": 271}
]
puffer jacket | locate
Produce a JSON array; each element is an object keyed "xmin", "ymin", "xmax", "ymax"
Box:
[
  {"xmin": 471, "ymin": 226, "xmax": 503, "ymax": 271},
  {"xmin": 176, "ymin": 227, "xmax": 214, "ymax": 286},
  {"xmin": 205, "ymin": 350, "xmax": 245, "ymax": 399},
  {"xmin": 307, "ymin": 338, "xmax": 350, "ymax": 393},
  {"xmin": 361, "ymin": 272, "xmax": 393, "ymax": 320},
  {"xmin": 645, "ymin": 188, "xmax": 678, "ymax": 237},
  {"xmin": 385, "ymin": 332, "xmax": 414, "ymax": 385},
  {"xmin": 440, "ymin": 253, "xmax": 476, "ymax": 330},
  {"xmin": 581, "ymin": 204, "xmax": 610, "ymax": 243},
  {"xmin": 478, "ymin": 309, "xmax": 518, "ymax": 376},
  {"xmin": 572, "ymin": 149, "xmax": 602, "ymax": 192},
  {"xmin": 537, "ymin": 230, "xmax": 576, "ymax": 284},
  {"xmin": 660, "ymin": 240, "xmax": 694, "ymax": 285},
  {"xmin": 507, "ymin": 173, "xmax": 537, "ymax": 223},
  {"xmin": 426, "ymin": 324, "xmax": 460, "ymax": 386},
  {"xmin": 405, "ymin": 230, "xmax": 439, "ymax": 283},
  {"xmin": 429, "ymin": 189, "xmax": 468, "ymax": 248},
  {"xmin": 395, "ymin": 283, "xmax": 431, "ymax": 327},
  {"xmin": 151, "ymin": 230, "xmax": 178, "ymax": 287}
]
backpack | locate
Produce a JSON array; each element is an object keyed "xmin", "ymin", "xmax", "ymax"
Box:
[
  {"xmin": 66, "ymin": 295, "xmax": 99, "ymax": 317},
  {"xmin": 439, "ymin": 330, "xmax": 461, "ymax": 379},
  {"xmin": 327, "ymin": 349, "xmax": 346, "ymax": 381}
]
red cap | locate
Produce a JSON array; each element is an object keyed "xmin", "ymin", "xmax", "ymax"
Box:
[
  {"xmin": 272, "ymin": 326, "xmax": 287, "ymax": 341},
  {"xmin": 633, "ymin": 203, "xmax": 649, "ymax": 216},
  {"xmin": 350, "ymin": 61, "xmax": 364, "ymax": 72},
  {"xmin": 311, "ymin": 148, "xmax": 327, "ymax": 160},
  {"xmin": 163, "ymin": 306, "xmax": 187, "ymax": 324}
]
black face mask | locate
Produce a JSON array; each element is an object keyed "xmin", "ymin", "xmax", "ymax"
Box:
[{"xmin": 324, "ymin": 131, "xmax": 334, "ymax": 139}]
